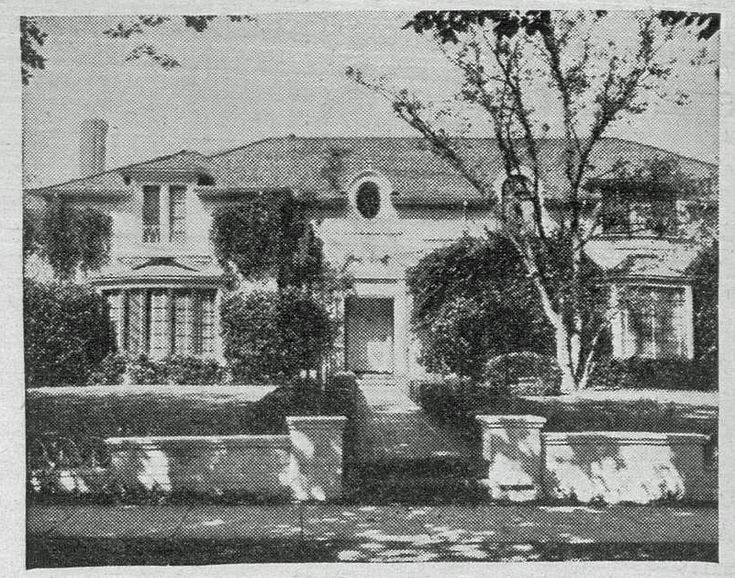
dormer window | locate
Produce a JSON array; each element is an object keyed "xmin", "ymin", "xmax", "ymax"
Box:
[
  {"xmin": 142, "ymin": 184, "xmax": 187, "ymax": 243},
  {"xmin": 356, "ymin": 181, "xmax": 381, "ymax": 219}
]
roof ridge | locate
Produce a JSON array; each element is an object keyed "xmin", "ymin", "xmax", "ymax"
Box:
[
  {"xmin": 206, "ymin": 136, "xmax": 291, "ymax": 159},
  {"xmin": 25, "ymin": 149, "xmax": 206, "ymax": 193},
  {"xmin": 601, "ymin": 136, "xmax": 716, "ymax": 167}
]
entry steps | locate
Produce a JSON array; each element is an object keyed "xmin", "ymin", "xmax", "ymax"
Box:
[{"xmin": 346, "ymin": 381, "xmax": 485, "ymax": 503}]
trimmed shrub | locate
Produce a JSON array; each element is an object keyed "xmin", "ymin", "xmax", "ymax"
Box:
[
  {"xmin": 407, "ymin": 234, "xmax": 605, "ymax": 380},
  {"xmin": 91, "ymin": 355, "xmax": 225, "ymax": 386},
  {"xmin": 589, "ymin": 357, "xmax": 716, "ymax": 391},
  {"xmin": 221, "ymin": 289, "xmax": 335, "ymax": 383},
  {"xmin": 483, "ymin": 352, "xmax": 562, "ymax": 395},
  {"xmin": 24, "ymin": 280, "xmax": 116, "ymax": 388},
  {"xmin": 166, "ymin": 355, "xmax": 224, "ymax": 385},
  {"xmin": 127, "ymin": 355, "xmax": 170, "ymax": 385},
  {"xmin": 86, "ymin": 353, "xmax": 127, "ymax": 385}
]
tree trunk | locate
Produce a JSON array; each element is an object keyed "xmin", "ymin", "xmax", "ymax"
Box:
[{"xmin": 555, "ymin": 322, "xmax": 577, "ymax": 393}]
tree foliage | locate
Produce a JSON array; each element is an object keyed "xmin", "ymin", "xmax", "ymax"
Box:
[
  {"xmin": 21, "ymin": 15, "xmax": 255, "ymax": 84},
  {"xmin": 690, "ymin": 239, "xmax": 718, "ymax": 363},
  {"xmin": 211, "ymin": 193, "xmax": 343, "ymax": 381},
  {"xmin": 403, "ymin": 10, "xmax": 719, "ymax": 44},
  {"xmin": 24, "ymin": 279, "xmax": 116, "ymax": 388},
  {"xmin": 350, "ymin": 10, "xmax": 717, "ymax": 390},
  {"xmin": 408, "ymin": 233, "xmax": 605, "ymax": 379},
  {"xmin": 25, "ymin": 197, "xmax": 112, "ymax": 280},
  {"xmin": 210, "ymin": 192, "xmax": 337, "ymax": 292},
  {"xmin": 220, "ymin": 289, "xmax": 335, "ymax": 382}
]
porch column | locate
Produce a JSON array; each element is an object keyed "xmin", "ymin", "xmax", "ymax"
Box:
[{"xmin": 393, "ymin": 280, "xmax": 409, "ymax": 379}]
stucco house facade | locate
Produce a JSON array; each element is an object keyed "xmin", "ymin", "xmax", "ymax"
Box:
[{"xmin": 25, "ymin": 121, "xmax": 718, "ymax": 384}]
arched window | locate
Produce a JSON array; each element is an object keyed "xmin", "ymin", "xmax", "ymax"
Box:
[{"xmin": 356, "ymin": 181, "xmax": 381, "ymax": 219}]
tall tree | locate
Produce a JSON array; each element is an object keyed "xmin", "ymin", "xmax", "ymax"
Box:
[{"xmin": 348, "ymin": 10, "xmax": 717, "ymax": 391}]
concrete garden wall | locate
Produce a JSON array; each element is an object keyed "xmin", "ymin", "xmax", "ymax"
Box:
[
  {"xmin": 476, "ymin": 415, "xmax": 715, "ymax": 504},
  {"xmin": 96, "ymin": 416, "xmax": 347, "ymax": 501}
]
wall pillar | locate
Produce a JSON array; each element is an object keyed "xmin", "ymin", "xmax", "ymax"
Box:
[
  {"xmin": 476, "ymin": 415, "xmax": 547, "ymax": 502},
  {"xmin": 286, "ymin": 416, "xmax": 347, "ymax": 501}
]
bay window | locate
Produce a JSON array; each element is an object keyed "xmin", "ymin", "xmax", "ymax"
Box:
[
  {"xmin": 614, "ymin": 285, "xmax": 692, "ymax": 359},
  {"xmin": 105, "ymin": 288, "xmax": 216, "ymax": 358}
]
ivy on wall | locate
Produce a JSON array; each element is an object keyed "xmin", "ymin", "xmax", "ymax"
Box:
[
  {"xmin": 24, "ymin": 196, "xmax": 112, "ymax": 279},
  {"xmin": 210, "ymin": 192, "xmax": 344, "ymax": 381}
]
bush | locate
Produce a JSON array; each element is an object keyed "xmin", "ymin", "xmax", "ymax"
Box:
[
  {"xmin": 483, "ymin": 352, "xmax": 562, "ymax": 395},
  {"xmin": 589, "ymin": 357, "xmax": 716, "ymax": 391},
  {"xmin": 86, "ymin": 353, "xmax": 127, "ymax": 385},
  {"xmin": 166, "ymin": 355, "xmax": 224, "ymax": 385},
  {"xmin": 127, "ymin": 355, "xmax": 170, "ymax": 385},
  {"xmin": 221, "ymin": 290, "xmax": 335, "ymax": 382},
  {"xmin": 407, "ymin": 235, "xmax": 554, "ymax": 379},
  {"xmin": 24, "ymin": 280, "xmax": 116, "ymax": 388}
]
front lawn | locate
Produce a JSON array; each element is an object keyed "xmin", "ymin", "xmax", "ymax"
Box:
[
  {"xmin": 26, "ymin": 381, "xmax": 339, "ymax": 474},
  {"xmin": 415, "ymin": 382, "xmax": 718, "ymax": 445}
]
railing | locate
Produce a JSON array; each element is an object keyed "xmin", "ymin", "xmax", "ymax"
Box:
[{"xmin": 143, "ymin": 224, "xmax": 161, "ymax": 243}]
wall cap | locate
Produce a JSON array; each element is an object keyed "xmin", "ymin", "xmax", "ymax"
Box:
[
  {"xmin": 543, "ymin": 431, "xmax": 710, "ymax": 446},
  {"xmin": 286, "ymin": 415, "xmax": 348, "ymax": 429},
  {"xmin": 105, "ymin": 434, "xmax": 290, "ymax": 450},
  {"xmin": 476, "ymin": 415, "xmax": 548, "ymax": 428}
]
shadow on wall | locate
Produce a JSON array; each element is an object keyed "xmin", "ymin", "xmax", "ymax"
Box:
[
  {"xmin": 542, "ymin": 432, "xmax": 714, "ymax": 504},
  {"xmin": 103, "ymin": 416, "xmax": 348, "ymax": 502},
  {"xmin": 476, "ymin": 416, "xmax": 715, "ymax": 505}
]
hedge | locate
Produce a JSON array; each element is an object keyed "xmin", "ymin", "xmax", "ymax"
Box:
[
  {"xmin": 221, "ymin": 289, "xmax": 335, "ymax": 382},
  {"xmin": 24, "ymin": 280, "xmax": 116, "ymax": 388},
  {"xmin": 589, "ymin": 357, "xmax": 717, "ymax": 391}
]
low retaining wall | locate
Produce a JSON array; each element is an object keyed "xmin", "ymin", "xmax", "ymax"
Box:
[
  {"xmin": 105, "ymin": 415, "xmax": 347, "ymax": 501},
  {"xmin": 477, "ymin": 415, "xmax": 714, "ymax": 504}
]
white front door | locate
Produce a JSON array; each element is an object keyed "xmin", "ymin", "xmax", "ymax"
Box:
[{"xmin": 345, "ymin": 297, "xmax": 394, "ymax": 373}]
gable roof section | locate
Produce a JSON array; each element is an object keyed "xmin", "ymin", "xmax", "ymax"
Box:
[{"xmin": 27, "ymin": 137, "xmax": 718, "ymax": 206}]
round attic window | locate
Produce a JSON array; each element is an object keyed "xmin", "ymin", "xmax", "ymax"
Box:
[{"xmin": 356, "ymin": 181, "xmax": 381, "ymax": 219}]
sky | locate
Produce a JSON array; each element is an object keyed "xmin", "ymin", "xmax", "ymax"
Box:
[{"xmin": 22, "ymin": 11, "xmax": 720, "ymax": 188}]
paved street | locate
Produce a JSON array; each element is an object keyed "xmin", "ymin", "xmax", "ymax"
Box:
[{"xmin": 28, "ymin": 502, "xmax": 717, "ymax": 564}]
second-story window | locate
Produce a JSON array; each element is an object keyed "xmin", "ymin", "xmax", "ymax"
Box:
[
  {"xmin": 601, "ymin": 193, "xmax": 677, "ymax": 237},
  {"xmin": 142, "ymin": 185, "xmax": 161, "ymax": 243},
  {"xmin": 169, "ymin": 185, "xmax": 187, "ymax": 243},
  {"xmin": 142, "ymin": 184, "xmax": 187, "ymax": 243}
]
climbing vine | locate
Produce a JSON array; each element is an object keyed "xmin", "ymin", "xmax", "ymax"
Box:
[{"xmin": 25, "ymin": 196, "xmax": 112, "ymax": 279}]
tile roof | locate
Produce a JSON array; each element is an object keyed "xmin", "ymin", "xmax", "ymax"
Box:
[{"xmin": 27, "ymin": 136, "xmax": 718, "ymax": 206}]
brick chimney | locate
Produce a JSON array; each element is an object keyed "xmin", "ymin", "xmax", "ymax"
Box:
[{"xmin": 79, "ymin": 118, "xmax": 108, "ymax": 178}]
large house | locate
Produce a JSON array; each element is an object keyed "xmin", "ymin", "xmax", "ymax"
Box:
[{"xmin": 26, "ymin": 120, "xmax": 718, "ymax": 384}]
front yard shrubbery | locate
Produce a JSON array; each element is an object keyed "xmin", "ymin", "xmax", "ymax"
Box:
[
  {"xmin": 220, "ymin": 289, "xmax": 336, "ymax": 383},
  {"xmin": 482, "ymin": 352, "xmax": 562, "ymax": 395},
  {"xmin": 414, "ymin": 379, "xmax": 717, "ymax": 437},
  {"xmin": 589, "ymin": 357, "xmax": 717, "ymax": 391},
  {"xmin": 24, "ymin": 280, "xmax": 116, "ymax": 388}
]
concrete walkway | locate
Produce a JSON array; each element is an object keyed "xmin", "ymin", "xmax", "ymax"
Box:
[
  {"xmin": 354, "ymin": 385, "xmax": 472, "ymax": 462},
  {"xmin": 28, "ymin": 503, "xmax": 718, "ymax": 544}
]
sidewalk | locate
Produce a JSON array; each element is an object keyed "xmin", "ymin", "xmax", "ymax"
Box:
[
  {"xmin": 27, "ymin": 502, "xmax": 718, "ymax": 565},
  {"xmin": 29, "ymin": 502, "xmax": 717, "ymax": 543}
]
